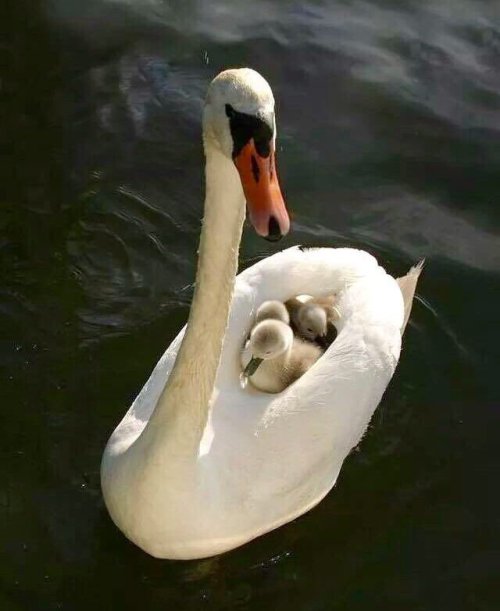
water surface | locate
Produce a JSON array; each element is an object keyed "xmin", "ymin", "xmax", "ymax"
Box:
[{"xmin": 1, "ymin": 1, "xmax": 499, "ymax": 609}]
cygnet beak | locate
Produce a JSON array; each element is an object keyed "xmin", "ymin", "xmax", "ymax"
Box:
[
  {"xmin": 233, "ymin": 140, "xmax": 290, "ymax": 241},
  {"xmin": 243, "ymin": 356, "xmax": 264, "ymax": 377}
]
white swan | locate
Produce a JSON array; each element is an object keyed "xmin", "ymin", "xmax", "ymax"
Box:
[{"xmin": 101, "ymin": 68, "xmax": 422, "ymax": 560}]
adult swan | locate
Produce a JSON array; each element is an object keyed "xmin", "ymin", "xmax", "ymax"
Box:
[{"xmin": 101, "ymin": 68, "xmax": 422, "ymax": 559}]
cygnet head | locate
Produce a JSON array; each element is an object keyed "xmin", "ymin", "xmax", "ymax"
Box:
[
  {"xmin": 297, "ymin": 303, "xmax": 327, "ymax": 340},
  {"xmin": 255, "ymin": 300, "xmax": 290, "ymax": 325},
  {"xmin": 243, "ymin": 320, "xmax": 293, "ymax": 376},
  {"xmin": 203, "ymin": 69, "xmax": 290, "ymax": 241}
]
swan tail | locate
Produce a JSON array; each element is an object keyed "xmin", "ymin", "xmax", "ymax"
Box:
[{"xmin": 396, "ymin": 259, "xmax": 425, "ymax": 334}]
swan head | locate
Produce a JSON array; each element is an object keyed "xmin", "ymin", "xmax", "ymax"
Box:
[
  {"xmin": 255, "ymin": 300, "xmax": 290, "ymax": 325},
  {"xmin": 297, "ymin": 303, "xmax": 327, "ymax": 340},
  {"xmin": 243, "ymin": 319, "xmax": 293, "ymax": 376},
  {"xmin": 203, "ymin": 68, "xmax": 290, "ymax": 241}
]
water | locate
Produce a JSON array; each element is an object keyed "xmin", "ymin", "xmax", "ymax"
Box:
[{"xmin": 1, "ymin": 1, "xmax": 499, "ymax": 609}]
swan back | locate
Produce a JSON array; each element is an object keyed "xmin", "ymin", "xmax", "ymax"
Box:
[{"xmin": 112, "ymin": 247, "xmax": 404, "ymax": 451}]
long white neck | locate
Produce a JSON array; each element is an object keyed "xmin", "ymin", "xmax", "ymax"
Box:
[{"xmin": 141, "ymin": 142, "xmax": 246, "ymax": 456}]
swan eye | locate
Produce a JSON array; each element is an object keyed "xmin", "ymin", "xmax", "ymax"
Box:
[{"xmin": 225, "ymin": 104, "xmax": 273, "ymax": 158}]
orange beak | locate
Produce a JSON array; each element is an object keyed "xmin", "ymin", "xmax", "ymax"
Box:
[{"xmin": 233, "ymin": 140, "xmax": 290, "ymax": 240}]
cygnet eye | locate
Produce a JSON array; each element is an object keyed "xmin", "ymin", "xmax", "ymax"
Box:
[{"xmin": 307, "ymin": 328, "xmax": 313, "ymax": 333}]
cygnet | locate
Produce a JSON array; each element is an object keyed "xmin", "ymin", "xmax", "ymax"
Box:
[
  {"xmin": 286, "ymin": 295, "xmax": 340, "ymax": 343},
  {"xmin": 241, "ymin": 319, "xmax": 323, "ymax": 393},
  {"xmin": 254, "ymin": 300, "xmax": 290, "ymax": 324}
]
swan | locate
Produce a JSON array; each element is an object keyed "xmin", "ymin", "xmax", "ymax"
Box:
[
  {"xmin": 101, "ymin": 68, "xmax": 423, "ymax": 560},
  {"xmin": 241, "ymin": 319, "xmax": 324, "ymax": 393}
]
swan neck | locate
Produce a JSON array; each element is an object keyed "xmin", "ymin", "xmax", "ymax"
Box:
[{"xmin": 149, "ymin": 144, "xmax": 246, "ymax": 452}]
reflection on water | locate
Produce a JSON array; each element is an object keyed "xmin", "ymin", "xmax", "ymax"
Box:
[{"xmin": 1, "ymin": 0, "xmax": 499, "ymax": 609}]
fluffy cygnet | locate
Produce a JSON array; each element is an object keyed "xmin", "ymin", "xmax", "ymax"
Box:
[
  {"xmin": 254, "ymin": 300, "xmax": 290, "ymax": 324},
  {"xmin": 285, "ymin": 295, "xmax": 340, "ymax": 342},
  {"xmin": 241, "ymin": 319, "xmax": 323, "ymax": 393}
]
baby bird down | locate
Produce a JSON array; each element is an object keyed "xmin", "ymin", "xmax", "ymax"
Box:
[
  {"xmin": 285, "ymin": 295, "xmax": 340, "ymax": 343},
  {"xmin": 254, "ymin": 300, "xmax": 290, "ymax": 325},
  {"xmin": 241, "ymin": 319, "xmax": 323, "ymax": 393}
]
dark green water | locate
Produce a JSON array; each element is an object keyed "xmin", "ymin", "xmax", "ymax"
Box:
[{"xmin": 1, "ymin": 1, "xmax": 499, "ymax": 609}]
